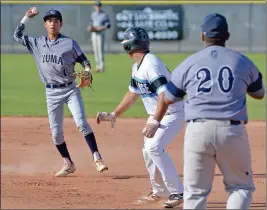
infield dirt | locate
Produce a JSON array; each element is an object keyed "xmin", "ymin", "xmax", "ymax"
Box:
[{"xmin": 1, "ymin": 117, "xmax": 266, "ymax": 209}]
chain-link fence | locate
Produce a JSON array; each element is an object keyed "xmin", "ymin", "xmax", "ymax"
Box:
[{"xmin": 1, "ymin": 3, "xmax": 266, "ymax": 53}]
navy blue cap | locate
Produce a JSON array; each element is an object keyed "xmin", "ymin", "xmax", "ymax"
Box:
[
  {"xmin": 94, "ymin": 1, "xmax": 102, "ymax": 6},
  {"xmin": 201, "ymin": 13, "xmax": 228, "ymax": 39},
  {"xmin": 43, "ymin": 9, "xmax": 62, "ymax": 22}
]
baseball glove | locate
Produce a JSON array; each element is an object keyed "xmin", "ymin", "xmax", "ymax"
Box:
[{"xmin": 73, "ymin": 70, "xmax": 93, "ymax": 89}]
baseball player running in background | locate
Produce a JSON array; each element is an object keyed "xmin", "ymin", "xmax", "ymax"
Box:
[
  {"xmin": 96, "ymin": 27, "xmax": 184, "ymax": 208},
  {"xmin": 144, "ymin": 13, "xmax": 265, "ymax": 209},
  {"xmin": 13, "ymin": 7, "xmax": 108, "ymax": 177}
]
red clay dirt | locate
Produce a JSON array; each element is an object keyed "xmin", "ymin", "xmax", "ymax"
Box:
[{"xmin": 1, "ymin": 117, "xmax": 266, "ymax": 209}]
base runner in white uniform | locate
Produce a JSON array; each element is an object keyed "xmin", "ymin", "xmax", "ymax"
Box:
[{"xmin": 96, "ymin": 27, "xmax": 184, "ymax": 208}]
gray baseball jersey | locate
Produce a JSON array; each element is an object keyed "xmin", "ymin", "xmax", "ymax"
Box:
[
  {"xmin": 165, "ymin": 45, "xmax": 263, "ymax": 121},
  {"xmin": 90, "ymin": 11, "xmax": 110, "ymax": 28},
  {"xmin": 13, "ymin": 23, "xmax": 90, "ymax": 85}
]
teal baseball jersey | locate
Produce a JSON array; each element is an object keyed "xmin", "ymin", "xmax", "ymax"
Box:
[{"xmin": 128, "ymin": 53, "xmax": 184, "ymax": 116}]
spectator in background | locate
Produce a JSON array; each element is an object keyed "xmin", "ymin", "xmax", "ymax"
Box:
[{"xmin": 87, "ymin": 1, "xmax": 111, "ymax": 73}]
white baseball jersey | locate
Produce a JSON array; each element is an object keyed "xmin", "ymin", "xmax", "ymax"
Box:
[{"xmin": 128, "ymin": 53, "xmax": 184, "ymax": 116}]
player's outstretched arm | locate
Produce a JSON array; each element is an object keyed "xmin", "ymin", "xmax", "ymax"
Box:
[
  {"xmin": 113, "ymin": 91, "xmax": 139, "ymax": 118},
  {"xmin": 13, "ymin": 7, "xmax": 39, "ymax": 52},
  {"xmin": 96, "ymin": 91, "xmax": 139, "ymax": 129}
]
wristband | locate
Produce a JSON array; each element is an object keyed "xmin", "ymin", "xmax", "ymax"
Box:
[
  {"xmin": 21, "ymin": 16, "xmax": 30, "ymax": 25},
  {"xmin": 110, "ymin": 112, "xmax": 116, "ymax": 118},
  {"xmin": 147, "ymin": 116, "xmax": 160, "ymax": 126},
  {"xmin": 110, "ymin": 112, "xmax": 116, "ymax": 130}
]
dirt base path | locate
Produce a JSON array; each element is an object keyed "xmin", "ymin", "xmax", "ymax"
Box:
[{"xmin": 1, "ymin": 117, "xmax": 266, "ymax": 209}]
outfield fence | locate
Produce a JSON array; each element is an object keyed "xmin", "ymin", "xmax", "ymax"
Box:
[{"xmin": 1, "ymin": 1, "xmax": 266, "ymax": 53}]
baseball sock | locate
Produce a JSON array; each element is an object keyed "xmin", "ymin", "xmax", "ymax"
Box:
[
  {"xmin": 56, "ymin": 142, "xmax": 73, "ymax": 164},
  {"xmin": 84, "ymin": 132, "xmax": 101, "ymax": 161}
]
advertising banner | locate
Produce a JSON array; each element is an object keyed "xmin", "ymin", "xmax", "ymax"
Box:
[{"xmin": 113, "ymin": 5, "xmax": 184, "ymax": 41}]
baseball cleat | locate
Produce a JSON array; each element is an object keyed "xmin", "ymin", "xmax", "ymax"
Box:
[
  {"xmin": 55, "ymin": 162, "xmax": 76, "ymax": 177},
  {"xmin": 137, "ymin": 191, "xmax": 162, "ymax": 203},
  {"xmin": 163, "ymin": 193, "xmax": 183, "ymax": 208},
  {"xmin": 95, "ymin": 159, "xmax": 108, "ymax": 172}
]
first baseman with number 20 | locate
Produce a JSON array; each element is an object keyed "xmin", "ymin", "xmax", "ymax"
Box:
[{"xmin": 152, "ymin": 13, "xmax": 265, "ymax": 209}]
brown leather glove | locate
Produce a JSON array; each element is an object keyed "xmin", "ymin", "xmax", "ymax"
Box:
[{"xmin": 73, "ymin": 70, "xmax": 93, "ymax": 88}]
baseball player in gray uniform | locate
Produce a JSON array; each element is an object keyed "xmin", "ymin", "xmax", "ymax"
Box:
[
  {"xmin": 142, "ymin": 13, "xmax": 265, "ymax": 209},
  {"xmin": 87, "ymin": 1, "xmax": 111, "ymax": 73},
  {"xmin": 13, "ymin": 7, "xmax": 108, "ymax": 177}
]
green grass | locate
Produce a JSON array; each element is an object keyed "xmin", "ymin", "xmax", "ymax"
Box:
[{"xmin": 1, "ymin": 53, "xmax": 266, "ymax": 120}]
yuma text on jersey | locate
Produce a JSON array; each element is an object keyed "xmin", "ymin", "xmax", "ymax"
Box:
[{"xmin": 42, "ymin": 54, "xmax": 63, "ymax": 65}]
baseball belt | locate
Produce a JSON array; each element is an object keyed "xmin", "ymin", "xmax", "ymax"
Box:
[
  {"xmin": 150, "ymin": 111, "xmax": 178, "ymax": 117},
  {"xmin": 46, "ymin": 82, "xmax": 73, "ymax": 89},
  {"xmin": 189, "ymin": 119, "xmax": 247, "ymax": 125}
]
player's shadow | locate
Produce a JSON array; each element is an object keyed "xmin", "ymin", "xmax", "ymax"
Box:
[
  {"xmin": 147, "ymin": 202, "xmax": 266, "ymax": 209},
  {"xmin": 207, "ymin": 202, "xmax": 266, "ymax": 208},
  {"xmin": 213, "ymin": 173, "xmax": 266, "ymax": 177},
  {"xmin": 109, "ymin": 173, "xmax": 266, "ymax": 180},
  {"xmin": 111, "ymin": 175, "xmax": 148, "ymax": 179}
]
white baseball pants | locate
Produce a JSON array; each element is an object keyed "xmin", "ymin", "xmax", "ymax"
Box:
[{"xmin": 142, "ymin": 111, "xmax": 185, "ymax": 197}]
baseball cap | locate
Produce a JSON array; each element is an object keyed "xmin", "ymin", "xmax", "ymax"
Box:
[
  {"xmin": 43, "ymin": 9, "xmax": 62, "ymax": 22},
  {"xmin": 201, "ymin": 13, "xmax": 228, "ymax": 39},
  {"xmin": 94, "ymin": 1, "xmax": 102, "ymax": 6}
]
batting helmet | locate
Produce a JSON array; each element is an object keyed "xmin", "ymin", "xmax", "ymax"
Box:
[{"xmin": 121, "ymin": 27, "xmax": 150, "ymax": 54}]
